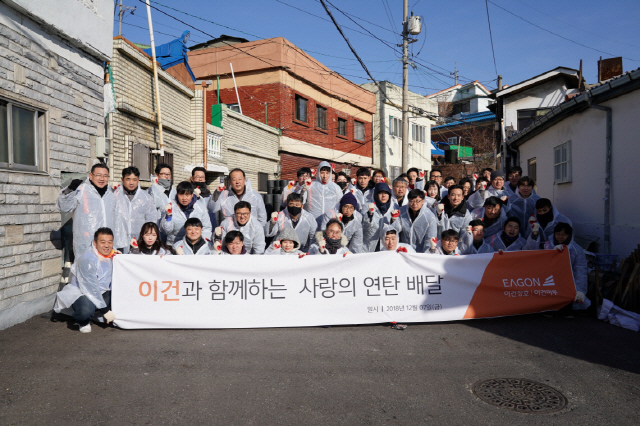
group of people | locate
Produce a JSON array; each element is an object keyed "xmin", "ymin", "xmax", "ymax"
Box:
[{"xmin": 53, "ymin": 160, "xmax": 588, "ymax": 332}]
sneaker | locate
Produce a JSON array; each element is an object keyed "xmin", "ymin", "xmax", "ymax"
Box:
[{"xmin": 79, "ymin": 323, "xmax": 92, "ymax": 333}]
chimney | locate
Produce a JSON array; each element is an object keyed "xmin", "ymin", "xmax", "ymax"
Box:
[{"xmin": 497, "ymin": 75, "xmax": 503, "ymax": 90}]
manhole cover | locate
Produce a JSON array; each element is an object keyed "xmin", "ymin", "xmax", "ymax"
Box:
[{"xmin": 473, "ymin": 378, "xmax": 567, "ymax": 414}]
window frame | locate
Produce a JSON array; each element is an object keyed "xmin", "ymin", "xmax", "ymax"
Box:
[
  {"xmin": 0, "ymin": 97, "xmax": 47, "ymax": 173},
  {"xmin": 337, "ymin": 117, "xmax": 347, "ymax": 137},
  {"xmin": 315, "ymin": 104, "xmax": 327, "ymax": 131},
  {"xmin": 389, "ymin": 116, "xmax": 402, "ymax": 138},
  {"xmin": 447, "ymin": 136, "xmax": 458, "ymax": 144},
  {"xmin": 354, "ymin": 120, "xmax": 365, "ymax": 142},
  {"xmin": 527, "ymin": 157, "xmax": 537, "ymax": 182},
  {"xmin": 517, "ymin": 108, "xmax": 551, "ymax": 131},
  {"xmin": 294, "ymin": 94, "xmax": 308, "ymax": 123},
  {"xmin": 412, "ymin": 123, "xmax": 426, "ymax": 143},
  {"xmin": 553, "ymin": 141, "xmax": 572, "ymax": 184}
]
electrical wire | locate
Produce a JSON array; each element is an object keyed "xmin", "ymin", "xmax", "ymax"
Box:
[{"xmin": 484, "ymin": 0, "xmax": 499, "ymax": 76}]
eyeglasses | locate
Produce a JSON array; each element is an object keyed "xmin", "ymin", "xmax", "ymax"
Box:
[
  {"xmin": 326, "ymin": 229, "xmax": 341, "ymax": 237},
  {"xmin": 431, "ymin": 174, "xmax": 442, "ymax": 178},
  {"xmin": 92, "ymin": 174, "xmax": 109, "ymax": 179},
  {"xmin": 409, "ymin": 199, "xmax": 424, "ymax": 204},
  {"xmin": 236, "ymin": 212, "xmax": 251, "ymax": 217},
  {"xmin": 158, "ymin": 173, "xmax": 171, "ymax": 178},
  {"xmin": 341, "ymin": 205, "xmax": 355, "ymax": 211}
]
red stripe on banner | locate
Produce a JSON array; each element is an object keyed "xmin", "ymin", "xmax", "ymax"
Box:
[{"xmin": 463, "ymin": 250, "xmax": 575, "ymax": 319}]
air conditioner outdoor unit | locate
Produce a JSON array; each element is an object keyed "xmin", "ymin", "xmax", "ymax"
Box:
[{"xmin": 95, "ymin": 137, "xmax": 111, "ymax": 158}]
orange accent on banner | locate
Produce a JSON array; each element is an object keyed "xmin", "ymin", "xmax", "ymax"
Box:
[{"xmin": 463, "ymin": 250, "xmax": 575, "ymax": 319}]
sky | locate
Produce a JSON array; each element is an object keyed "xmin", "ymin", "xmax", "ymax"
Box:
[{"xmin": 114, "ymin": 0, "xmax": 640, "ymax": 95}]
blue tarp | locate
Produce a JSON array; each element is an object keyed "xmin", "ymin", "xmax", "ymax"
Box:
[
  {"xmin": 431, "ymin": 111, "xmax": 495, "ymax": 130},
  {"xmin": 431, "ymin": 141, "xmax": 445, "ymax": 156},
  {"xmin": 143, "ymin": 31, "xmax": 196, "ymax": 82}
]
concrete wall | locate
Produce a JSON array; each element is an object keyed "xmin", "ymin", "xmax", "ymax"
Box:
[
  {"xmin": 503, "ymin": 79, "xmax": 577, "ymax": 131},
  {"xmin": 109, "ymin": 38, "xmax": 201, "ymax": 185},
  {"xmin": 361, "ymin": 82, "xmax": 436, "ymax": 176},
  {"xmin": 517, "ymin": 89, "xmax": 640, "ymax": 257},
  {"xmin": 0, "ymin": 3, "xmax": 110, "ymax": 329}
]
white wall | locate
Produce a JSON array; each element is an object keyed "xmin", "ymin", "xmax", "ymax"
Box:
[
  {"xmin": 3, "ymin": 0, "xmax": 113, "ymax": 64},
  {"xmin": 517, "ymin": 89, "xmax": 640, "ymax": 256}
]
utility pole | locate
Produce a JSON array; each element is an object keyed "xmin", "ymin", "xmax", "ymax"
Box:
[
  {"xmin": 145, "ymin": 0, "xmax": 164, "ymax": 155},
  {"xmin": 452, "ymin": 62, "xmax": 458, "ymax": 85},
  {"xmin": 401, "ymin": 0, "xmax": 410, "ymax": 172},
  {"xmin": 117, "ymin": 0, "xmax": 136, "ymax": 36}
]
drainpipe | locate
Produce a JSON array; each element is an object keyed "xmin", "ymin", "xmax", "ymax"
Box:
[
  {"xmin": 589, "ymin": 103, "xmax": 612, "ymax": 254},
  {"xmin": 202, "ymin": 82, "xmax": 208, "ymax": 169}
]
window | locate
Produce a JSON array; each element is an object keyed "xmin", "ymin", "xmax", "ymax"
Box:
[
  {"xmin": 337, "ymin": 118, "xmax": 347, "ymax": 136},
  {"xmin": 354, "ymin": 121, "xmax": 365, "ymax": 141},
  {"xmin": 133, "ymin": 143, "xmax": 151, "ymax": 181},
  {"xmin": 0, "ymin": 98, "xmax": 46, "ymax": 172},
  {"xmin": 258, "ymin": 172, "xmax": 268, "ymax": 192},
  {"xmin": 528, "ymin": 157, "xmax": 537, "ymax": 182},
  {"xmin": 316, "ymin": 105, "xmax": 327, "ymax": 130},
  {"xmin": 460, "ymin": 100, "xmax": 471, "ymax": 113},
  {"xmin": 447, "ymin": 136, "xmax": 457, "ymax": 144},
  {"xmin": 553, "ymin": 141, "xmax": 571, "ymax": 184},
  {"xmin": 207, "ymin": 131, "xmax": 222, "ymax": 158},
  {"xmin": 517, "ymin": 108, "xmax": 550, "ymax": 131},
  {"xmin": 227, "ymin": 103, "xmax": 241, "ymax": 113},
  {"xmin": 389, "ymin": 116, "xmax": 402, "ymax": 138},
  {"xmin": 295, "ymin": 95, "xmax": 307, "ymax": 122},
  {"xmin": 412, "ymin": 124, "xmax": 426, "ymax": 143}
]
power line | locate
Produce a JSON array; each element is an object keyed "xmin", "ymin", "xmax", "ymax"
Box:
[
  {"xmin": 484, "ymin": 0, "xmax": 499, "ymax": 77},
  {"xmin": 487, "ymin": 0, "xmax": 639, "ymax": 62}
]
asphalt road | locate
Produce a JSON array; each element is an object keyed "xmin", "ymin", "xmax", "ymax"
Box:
[{"xmin": 1, "ymin": 312, "xmax": 639, "ymax": 425}]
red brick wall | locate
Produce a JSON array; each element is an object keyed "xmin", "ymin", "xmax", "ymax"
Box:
[
  {"xmin": 206, "ymin": 82, "xmax": 373, "ymax": 160},
  {"xmin": 280, "ymin": 152, "xmax": 364, "ymax": 180}
]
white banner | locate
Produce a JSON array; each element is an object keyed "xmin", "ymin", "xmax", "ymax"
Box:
[{"xmin": 112, "ymin": 250, "xmax": 576, "ymax": 329}]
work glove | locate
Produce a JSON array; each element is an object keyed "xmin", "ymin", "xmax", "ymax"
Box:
[
  {"xmin": 349, "ymin": 188, "xmax": 355, "ymax": 195},
  {"xmin": 396, "ymin": 246, "xmax": 408, "ymax": 253},
  {"xmin": 165, "ymin": 203, "xmax": 173, "ymax": 216},
  {"xmin": 68, "ymin": 179, "xmax": 83, "ymax": 191},
  {"xmin": 466, "ymin": 225, "xmax": 472, "ymax": 234},
  {"xmin": 390, "ymin": 209, "xmax": 400, "ymax": 219},
  {"xmin": 532, "ymin": 222, "xmax": 540, "ymax": 233},
  {"xmin": 194, "ymin": 187, "xmax": 201, "ymax": 198},
  {"xmin": 498, "ymin": 249, "xmax": 504, "ymax": 255},
  {"xmin": 554, "ymin": 244, "xmax": 566, "ymax": 252},
  {"xmin": 213, "ymin": 241, "xmax": 221, "ymax": 253},
  {"xmin": 574, "ymin": 291, "xmax": 585, "ymax": 303},
  {"xmin": 437, "ymin": 204, "xmax": 445, "ymax": 215},
  {"xmin": 472, "ymin": 173, "xmax": 478, "ymax": 180},
  {"xmin": 215, "ymin": 226, "xmax": 223, "ymax": 237},
  {"xmin": 271, "ymin": 212, "xmax": 279, "ymax": 223},
  {"xmin": 130, "ymin": 237, "xmax": 138, "ymax": 248},
  {"xmin": 153, "ymin": 176, "xmax": 159, "ymax": 185},
  {"xmin": 480, "ymin": 182, "xmax": 487, "ymax": 191},
  {"xmin": 500, "ymin": 196, "xmax": 508, "ymax": 203},
  {"xmin": 528, "ymin": 215, "xmax": 537, "ymax": 227},
  {"xmin": 319, "ymin": 238, "xmax": 326, "ymax": 253},
  {"xmin": 430, "ymin": 237, "xmax": 437, "ymax": 250},
  {"xmin": 273, "ymin": 240, "xmax": 281, "ymax": 250},
  {"xmin": 298, "ymin": 253, "xmax": 306, "ymax": 258},
  {"xmin": 217, "ymin": 183, "xmax": 226, "ymax": 192},
  {"xmin": 337, "ymin": 213, "xmax": 343, "ymax": 221},
  {"xmin": 368, "ymin": 203, "xmax": 375, "ymax": 214},
  {"xmin": 419, "ymin": 171, "xmax": 426, "ymax": 179},
  {"xmin": 176, "ymin": 246, "xmax": 184, "ymax": 255},
  {"xmin": 287, "ymin": 180, "xmax": 294, "ymax": 189},
  {"xmin": 103, "ymin": 311, "xmax": 116, "ymax": 324},
  {"xmin": 351, "ymin": 178, "xmax": 357, "ymax": 186},
  {"xmin": 110, "ymin": 250, "xmax": 122, "ymax": 259},
  {"xmin": 112, "ymin": 184, "xmax": 120, "ymax": 191},
  {"xmin": 304, "ymin": 179, "xmax": 312, "ymax": 189},
  {"xmin": 311, "ymin": 168, "xmax": 317, "ymax": 177}
]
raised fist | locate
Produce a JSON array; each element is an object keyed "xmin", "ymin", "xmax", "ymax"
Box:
[
  {"xmin": 271, "ymin": 212, "xmax": 278, "ymax": 223},
  {"xmin": 305, "ymin": 178, "xmax": 312, "ymax": 187},
  {"xmin": 419, "ymin": 171, "xmax": 426, "ymax": 179},
  {"xmin": 368, "ymin": 203, "xmax": 375, "ymax": 213},
  {"xmin": 112, "ymin": 184, "xmax": 120, "ymax": 191},
  {"xmin": 130, "ymin": 237, "xmax": 138, "ymax": 248},
  {"xmin": 396, "ymin": 246, "xmax": 408, "ymax": 253},
  {"xmin": 466, "ymin": 225, "xmax": 472, "ymax": 233},
  {"xmin": 473, "ymin": 173, "xmax": 478, "ymax": 180},
  {"xmin": 214, "ymin": 241, "xmax": 222, "ymax": 252},
  {"xmin": 153, "ymin": 176, "xmax": 159, "ymax": 185},
  {"xmin": 437, "ymin": 204, "xmax": 445, "ymax": 215},
  {"xmin": 430, "ymin": 237, "xmax": 437, "ymax": 249},
  {"xmin": 194, "ymin": 187, "xmax": 201, "ymax": 197},
  {"xmin": 320, "ymin": 238, "xmax": 326, "ymax": 251},
  {"xmin": 480, "ymin": 182, "xmax": 487, "ymax": 190},
  {"xmin": 390, "ymin": 209, "xmax": 400, "ymax": 218},
  {"xmin": 337, "ymin": 213, "xmax": 343, "ymax": 221},
  {"xmin": 351, "ymin": 178, "xmax": 356, "ymax": 186},
  {"xmin": 217, "ymin": 183, "xmax": 226, "ymax": 192},
  {"xmin": 215, "ymin": 226, "xmax": 223, "ymax": 237},
  {"xmin": 176, "ymin": 246, "xmax": 184, "ymax": 255},
  {"xmin": 349, "ymin": 188, "xmax": 355, "ymax": 195},
  {"xmin": 532, "ymin": 222, "xmax": 540, "ymax": 233},
  {"xmin": 273, "ymin": 240, "xmax": 281, "ymax": 250},
  {"xmin": 311, "ymin": 168, "xmax": 317, "ymax": 177},
  {"xmin": 165, "ymin": 203, "xmax": 173, "ymax": 215},
  {"xmin": 528, "ymin": 215, "xmax": 537, "ymax": 226}
]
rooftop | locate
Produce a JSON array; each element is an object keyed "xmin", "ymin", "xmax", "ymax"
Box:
[{"xmin": 431, "ymin": 111, "xmax": 496, "ymax": 130}]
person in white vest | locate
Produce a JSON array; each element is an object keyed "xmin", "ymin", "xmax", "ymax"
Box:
[
  {"xmin": 56, "ymin": 163, "xmax": 116, "ymax": 258},
  {"xmin": 266, "ymin": 192, "xmax": 316, "ymax": 252},
  {"xmin": 319, "ymin": 192, "xmax": 364, "ymax": 253},
  {"xmin": 265, "ymin": 228, "xmax": 304, "ymax": 255},
  {"xmin": 217, "ymin": 201, "xmax": 265, "ymax": 254},
  {"xmin": 308, "ymin": 219, "xmax": 352, "ymax": 255},
  {"xmin": 304, "ymin": 161, "xmax": 343, "ymax": 230},
  {"xmin": 161, "ymin": 181, "xmax": 212, "ymax": 245},
  {"xmin": 470, "ymin": 196, "xmax": 507, "ymax": 240},
  {"xmin": 112, "ymin": 166, "xmax": 158, "ymax": 253},
  {"xmin": 460, "ymin": 219, "xmax": 494, "ymax": 254},
  {"xmin": 279, "ymin": 167, "xmax": 311, "ymax": 208},
  {"xmin": 391, "ymin": 176, "xmax": 409, "ymax": 209},
  {"xmin": 431, "ymin": 229, "xmax": 462, "ymax": 255},
  {"xmin": 148, "ymin": 162, "xmax": 175, "ymax": 227},
  {"xmin": 130, "ymin": 222, "xmax": 175, "ymax": 255},
  {"xmin": 381, "ymin": 224, "xmax": 415, "ymax": 253},
  {"xmin": 173, "ymin": 217, "xmax": 216, "ymax": 255},
  {"xmin": 398, "ymin": 189, "xmax": 438, "ymax": 253},
  {"xmin": 486, "ymin": 217, "xmax": 530, "ymax": 252},
  {"xmin": 190, "ymin": 166, "xmax": 217, "ymax": 230},
  {"xmin": 53, "ymin": 227, "xmax": 117, "ymax": 333},
  {"xmin": 468, "ymin": 170, "xmax": 510, "ymax": 211},
  {"xmin": 503, "ymin": 166, "xmax": 523, "ymax": 198},
  {"xmin": 508, "ymin": 176, "xmax": 540, "ymax": 237},
  {"xmin": 362, "ymin": 182, "xmax": 401, "ymax": 252},
  {"xmin": 209, "ymin": 168, "xmax": 267, "ymax": 227}
]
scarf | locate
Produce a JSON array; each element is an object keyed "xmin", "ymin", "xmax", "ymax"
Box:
[
  {"xmin": 443, "ymin": 196, "xmax": 467, "ymax": 218},
  {"xmin": 193, "ymin": 182, "xmax": 211, "ymax": 198},
  {"xmin": 324, "ymin": 235, "xmax": 342, "ymax": 255},
  {"xmin": 500, "ymin": 232, "xmax": 519, "ymax": 247},
  {"xmin": 538, "ymin": 209, "xmax": 554, "ymax": 229},
  {"xmin": 124, "ymin": 186, "xmax": 137, "ymax": 202}
]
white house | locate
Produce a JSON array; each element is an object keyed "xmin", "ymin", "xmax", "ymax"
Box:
[
  {"xmin": 490, "ymin": 67, "xmax": 582, "ymax": 170},
  {"xmin": 0, "ymin": 0, "xmax": 113, "ymax": 329},
  {"xmin": 507, "ymin": 67, "xmax": 640, "ymax": 257},
  {"xmin": 426, "ymin": 81, "xmax": 493, "ymax": 119},
  {"xmin": 361, "ymin": 81, "xmax": 437, "ymax": 179}
]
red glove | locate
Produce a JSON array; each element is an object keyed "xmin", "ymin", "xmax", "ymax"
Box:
[
  {"xmin": 368, "ymin": 203, "xmax": 375, "ymax": 214},
  {"xmin": 305, "ymin": 179, "xmax": 312, "ymax": 188},
  {"xmin": 112, "ymin": 184, "xmax": 120, "ymax": 191},
  {"xmin": 473, "ymin": 173, "xmax": 478, "ymax": 180},
  {"xmin": 337, "ymin": 213, "xmax": 343, "ymax": 221},
  {"xmin": 351, "ymin": 178, "xmax": 356, "ymax": 186},
  {"xmin": 130, "ymin": 237, "xmax": 138, "ymax": 248},
  {"xmin": 298, "ymin": 253, "xmax": 306, "ymax": 258},
  {"xmin": 287, "ymin": 180, "xmax": 294, "ymax": 189},
  {"xmin": 217, "ymin": 183, "xmax": 226, "ymax": 192},
  {"xmin": 271, "ymin": 212, "xmax": 278, "ymax": 223},
  {"xmin": 419, "ymin": 171, "xmax": 425, "ymax": 178},
  {"xmin": 466, "ymin": 225, "xmax": 472, "ymax": 233},
  {"xmin": 391, "ymin": 209, "xmax": 400, "ymax": 218},
  {"xmin": 153, "ymin": 176, "xmax": 159, "ymax": 185},
  {"xmin": 311, "ymin": 168, "xmax": 317, "ymax": 177},
  {"xmin": 349, "ymin": 188, "xmax": 355, "ymax": 195},
  {"xmin": 165, "ymin": 203, "xmax": 173, "ymax": 216},
  {"xmin": 396, "ymin": 246, "xmax": 408, "ymax": 253},
  {"xmin": 214, "ymin": 241, "xmax": 221, "ymax": 252},
  {"xmin": 481, "ymin": 182, "xmax": 487, "ymax": 190},
  {"xmin": 343, "ymin": 252, "xmax": 348, "ymax": 257},
  {"xmin": 528, "ymin": 215, "xmax": 537, "ymax": 226},
  {"xmin": 273, "ymin": 240, "xmax": 281, "ymax": 250},
  {"xmin": 430, "ymin": 237, "xmax": 437, "ymax": 249}
]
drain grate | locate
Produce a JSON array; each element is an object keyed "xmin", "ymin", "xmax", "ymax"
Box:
[{"xmin": 473, "ymin": 378, "xmax": 567, "ymax": 414}]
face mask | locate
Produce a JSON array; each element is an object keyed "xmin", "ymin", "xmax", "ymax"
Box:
[
  {"xmin": 158, "ymin": 178, "xmax": 172, "ymax": 190},
  {"xmin": 287, "ymin": 205, "xmax": 302, "ymax": 217},
  {"xmin": 337, "ymin": 181, "xmax": 348, "ymax": 190}
]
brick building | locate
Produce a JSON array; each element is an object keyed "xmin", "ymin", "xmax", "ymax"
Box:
[
  {"xmin": 0, "ymin": 0, "xmax": 113, "ymax": 329},
  {"xmin": 188, "ymin": 37, "xmax": 377, "ymax": 179}
]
